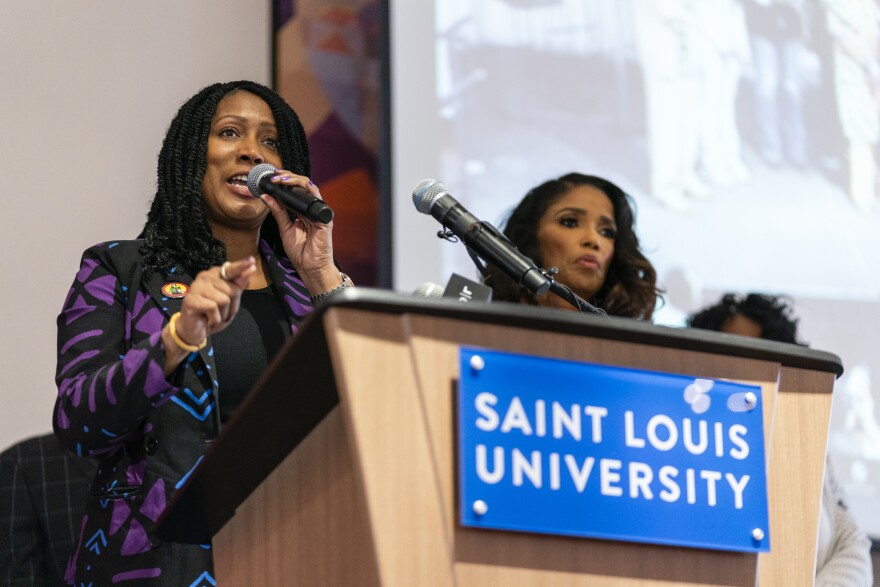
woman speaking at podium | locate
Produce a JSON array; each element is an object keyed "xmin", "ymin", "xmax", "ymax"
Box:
[
  {"xmin": 486, "ymin": 172, "xmax": 660, "ymax": 319},
  {"xmin": 52, "ymin": 81, "xmax": 350, "ymax": 585}
]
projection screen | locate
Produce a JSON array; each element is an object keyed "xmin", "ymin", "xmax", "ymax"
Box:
[{"xmin": 391, "ymin": 0, "xmax": 880, "ymax": 538}]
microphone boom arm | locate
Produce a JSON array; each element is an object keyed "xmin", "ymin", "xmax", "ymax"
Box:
[{"xmin": 414, "ymin": 178, "xmax": 604, "ymax": 313}]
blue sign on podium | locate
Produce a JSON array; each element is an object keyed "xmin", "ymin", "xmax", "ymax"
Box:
[{"xmin": 457, "ymin": 347, "xmax": 770, "ymax": 553}]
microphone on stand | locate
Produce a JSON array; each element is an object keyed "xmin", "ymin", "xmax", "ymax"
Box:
[
  {"xmin": 412, "ymin": 179, "xmax": 605, "ymax": 315},
  {"xmin": 412, "ymin": 179, "xmax": 551, "ymax": 296}
]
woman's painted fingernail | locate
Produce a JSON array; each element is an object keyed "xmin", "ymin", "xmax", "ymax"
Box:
[{"xmin": 308, "ymin": 180, "xmax": 315, "ymax": 186}]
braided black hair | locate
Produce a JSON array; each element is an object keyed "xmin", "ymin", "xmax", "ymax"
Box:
[
  {"xmin": 485, "ymin": 173, "xmax": 661, "ymax": 319},
  {"xmin": 688, "ymin": 293, "xmax": 803, "ymax": 345},
  {"xmin": 140, "ymin": 81, "xmax": 310, "ymax": 275}
]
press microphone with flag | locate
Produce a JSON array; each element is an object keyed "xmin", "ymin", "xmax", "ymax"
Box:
[
  {"xmin": 412, "ymin": 274, "xmax": 493, "ymax": 303},
  {"xmin": 247, "ymin": 163, "xmax": 334, "ymax": 224},
  {"xmin": 412, "ymin": 179, "xmax": 552, "ymax": 296},
  {"xmin": 442, "ymin": 273, "xmax": 492, "ymax": 303}
]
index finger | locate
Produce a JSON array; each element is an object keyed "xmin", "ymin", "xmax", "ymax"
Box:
[{"xmin": 222, "ymin": 257, "xmax": 257, "ymax": 286}]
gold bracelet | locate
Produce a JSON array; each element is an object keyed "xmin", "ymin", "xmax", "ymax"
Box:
[
  {"xmin": 310, "ymin": 273, "xmax": 353, "ymax": 303},
  {"xmin": 167, "ymin": 312, "xmax": 207, "ymax": 352}
]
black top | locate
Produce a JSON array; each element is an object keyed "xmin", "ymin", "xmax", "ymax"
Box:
[{"xmin": 213, "ymin": 287, "xmax": 290, "ymax": 423}]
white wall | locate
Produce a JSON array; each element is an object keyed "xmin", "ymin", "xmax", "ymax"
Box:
[{"xmin": 0, "ymin": 0, "xmax": 271, "ymax": 451}]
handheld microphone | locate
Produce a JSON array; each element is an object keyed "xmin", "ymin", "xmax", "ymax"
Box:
[
  {"xmin": 412, "ymin": 179, "xmax": 552, "ymax": 296},
  {"xmin": 247, "ymin": 163, "xmax": 334, "ymax": 224}
]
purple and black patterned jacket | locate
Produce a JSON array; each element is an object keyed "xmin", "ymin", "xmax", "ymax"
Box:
[{"xmin": 53, "ymin": 239, "xmax": 313, "ymax": 586}]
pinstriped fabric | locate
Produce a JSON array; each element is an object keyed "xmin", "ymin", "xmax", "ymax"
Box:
[
  {"xmin": 0, "ymin": 433, "xmax": 94, "ymax": 586},
  {"xmin": 53, "ymin": 240, "xmax": 313, "ymax": 586}
]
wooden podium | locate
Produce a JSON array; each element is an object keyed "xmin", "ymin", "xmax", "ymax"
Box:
[{"xmin": 155, "ymin": 289, "xmax": 842, "ymax": 586}]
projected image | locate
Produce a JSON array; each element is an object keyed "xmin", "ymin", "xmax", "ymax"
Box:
[{"xmin": 426, "ymin": 0, "xmax": 880, "ymax": 535}]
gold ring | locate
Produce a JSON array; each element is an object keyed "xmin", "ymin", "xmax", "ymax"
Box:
[{"xmin": 220, "ymin": 261, "xmax": 232, "ymax": 282}]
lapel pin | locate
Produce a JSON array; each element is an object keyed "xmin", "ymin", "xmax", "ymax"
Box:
[{"xmin": 162, "ymin": 282, "xmax": 189, "ymax": 299}]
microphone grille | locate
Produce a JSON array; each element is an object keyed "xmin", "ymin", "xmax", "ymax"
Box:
[
  {"xmin": 246, "ymin": 163, "xmax": 278, "ymax": 197},
  {"xmin": 412, "ymin": 179, "xmax": 447, "ymax": 215},
  {"xmin": 412, "ymin": 282, "xmax": 444, "ymax": 298}
]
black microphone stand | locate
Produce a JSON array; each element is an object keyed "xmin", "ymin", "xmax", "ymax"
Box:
[
  {"xmin": 439, "ymin": 226, "xmax": 606, "ymax": 316},
  {"xmin": 542, "ymin": 270, "xmax": 607, "ymax": 316}
]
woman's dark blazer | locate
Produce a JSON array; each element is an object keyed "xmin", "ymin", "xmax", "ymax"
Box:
[{"xmin": 53, "ymin": 239, "xmax": 314, "ymax": 586}]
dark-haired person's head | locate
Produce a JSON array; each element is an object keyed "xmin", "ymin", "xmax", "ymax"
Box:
[
  {"xmin": 688, "ymin": 293, "xmax": 803, "ymax": 345},
  {"xmin": 140, "ymin": 80, "xmax": 310, "ymax": 275},
  {"xmin": 487, "ymin": 173, "xmax": 659, "ymax": 319}
]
